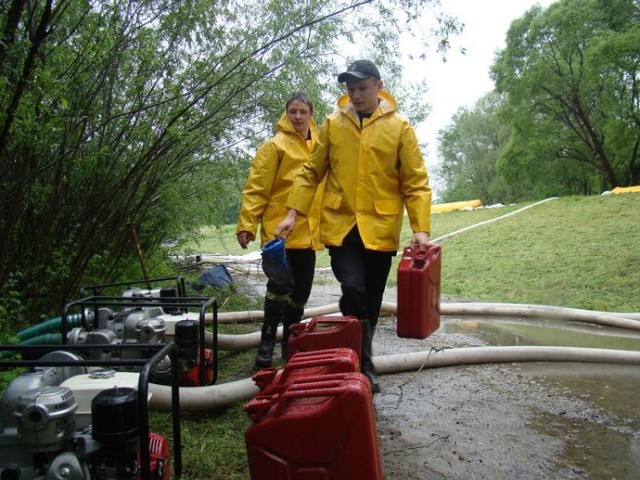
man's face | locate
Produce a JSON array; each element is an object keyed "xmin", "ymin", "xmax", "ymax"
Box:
[
  {"xmin": 286, "ymin": 99, "xmax": 313, "ymax": 136},
  {"xmin": 345, "ymin": 77, "xmax": 383, "ymax": 115}
]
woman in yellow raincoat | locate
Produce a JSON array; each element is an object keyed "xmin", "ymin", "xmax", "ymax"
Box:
[{"xmin": 236, "ymin": 92, "xmax": 324, "ymax": 367}]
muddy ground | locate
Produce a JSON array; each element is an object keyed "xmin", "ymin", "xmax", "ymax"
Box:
[
  {"xmin": 373, "ymin": 322, "xmax": 640, "ymax": 480},
  {"xmin": 233, "ymin": 267, "xmax": 640, "ymax": 480}
]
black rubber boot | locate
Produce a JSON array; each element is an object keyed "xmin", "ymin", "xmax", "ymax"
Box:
[
  {"xmin": 360, "ymin": 319, "xmax": 380, "ymax": 394},
  {"xmin": 255, "ymin": 298, "xmax": 285, "ymax": 368},
  {"xmin": 281, "ymin": 304, "xmax": 304, "ymax": 361}
]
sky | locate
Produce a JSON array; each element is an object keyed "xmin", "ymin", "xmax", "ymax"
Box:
[{"xmin": 412, "ymin": 0, "xmax": 558, "ymax": 172}]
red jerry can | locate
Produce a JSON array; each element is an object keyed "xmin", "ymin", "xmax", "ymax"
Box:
[
  {"xmin": 252, "ymin": 348, "xmax": 360, "ymax": 397},
  {"xmin": 287, "ymin": 316, "xmax": 361, "ymax": 361},
  {"xmin": 396, "ymin": 244, "xmax": 442, "ymax": 339},
  {"xmin": 244, "ymin": 373, "xmax": 383, "ymax": 480}
]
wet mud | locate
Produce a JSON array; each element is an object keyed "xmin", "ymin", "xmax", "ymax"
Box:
[{"xmin": 374, "ymin": 320, "xmax": 640, "ymax": 479}]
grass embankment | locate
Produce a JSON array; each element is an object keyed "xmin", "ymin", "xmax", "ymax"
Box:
[
  {"xmin": 434, "ymin": 195, "xmax": 639, "ymax": 312},
  {"xmin": 191, "ymin": 194, "xmax": 640, "ymax": 312},
  {"xmin": 132, "ymin": 194, "xmax": 640, "ymax": 478}
]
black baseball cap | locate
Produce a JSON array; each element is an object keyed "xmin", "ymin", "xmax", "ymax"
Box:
[{"xmin": 337, "ymin": 59, "xmax": 381, "ymax": 83}]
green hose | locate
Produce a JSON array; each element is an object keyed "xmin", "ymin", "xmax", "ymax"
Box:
[
  {"xmin": 16, "ymin": 314, "xmax": 84, "ymax": 341},
  {"xmin": 0, "ymin": 333, "xmax": 63, "ymax": 359},
  {"xmin": 18, "ymin": 333, "xmax": 63, "ymax": 345}
]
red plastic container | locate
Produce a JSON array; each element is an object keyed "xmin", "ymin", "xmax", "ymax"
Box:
[
  {"xmin": 252, "ymin": 348, "xmax": 360, "ymax": 397},
  {"xmin": 179, "ymin": 349, "xmax": 214, "ymax": 387},
  {"xmin": 244, "ymin": 372, "xmax": 383, "ymax": 479},
  {"xmin": 287, "ymin": 316, "xmax": 361, "ymax": 361},
  {"xmin": 397, "ymin": 244, "xmax": 442, "ymax": 339}
]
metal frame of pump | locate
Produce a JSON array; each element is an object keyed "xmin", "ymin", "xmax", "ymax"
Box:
[
  {"xmin": 79, "ymin": 276, "xmax": 188, "ymax": 299},
  {"xmin": 0, "ymin": 342, "xmax": 183, "ymax": 480},
  {"xmin": 61, "ymin": 281, "xmax": 219, "ymax": 387}
]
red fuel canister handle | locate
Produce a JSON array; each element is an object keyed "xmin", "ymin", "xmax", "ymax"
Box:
[
  {"xmin": 428, "ymin": 245, "xmax": 441, "ymax": 262},
  {"xmin": 243, "ymin": 394, "xmax": 280, "ymax": 422},
  {"xmin": 410, "ymin": 245, "xmax": 427, "ymax": 267},
  {"xmin": 410, "ymin": 244, "xmax": 440, "ymax": 267},
  {"xmin": 305, "ymin": 317, "xmax": 320, "ymax": 332},
  {"xmin": 251, "ymin": 367, "xmax": 279, "ymax": 389},
  {"xmin": 289, "ymin": 322, "xmax": 307, "ymax": 337},
  {"xmin": 302, "ymin": 316, "xmax": 352, "ymax": 333},
  {"xmin": 271, "ymin": 386, "xmax": 349, "ymax": 417},
  {"xmin": 283, "ymin": 356, "xmax": 351, "ymax": 371}
]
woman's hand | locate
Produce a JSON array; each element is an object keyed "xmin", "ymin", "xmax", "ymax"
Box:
[
  {"xmin": 237, "ymin": 231, "xmax": 255, "ymax": 249},
  {"xmin": 275, "ymin": 209, "xmax": 298, "ymax": 238}
]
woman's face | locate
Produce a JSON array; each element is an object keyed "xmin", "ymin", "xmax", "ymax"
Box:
[{"xmin": 286, "ymin": 100, "xmax": 313, "ymax": 136}]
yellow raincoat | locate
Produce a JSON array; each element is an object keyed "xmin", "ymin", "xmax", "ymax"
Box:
[
  {"xmin": 236, "ymin": 112, "xmax": 324, "ymax": 250},
  {"xmin": 287, "ymin": 91, "xmax": 431, "ymax": 252}
]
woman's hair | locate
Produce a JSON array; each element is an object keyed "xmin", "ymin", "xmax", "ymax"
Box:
[{"xmin": 286, "ymin": 92, "xmax": 314, "ymax": 113}]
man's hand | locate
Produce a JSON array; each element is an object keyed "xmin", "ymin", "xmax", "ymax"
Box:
[
  {"xmin": 237, "ymin": 231, "xmax": 255, "ymax": 249},
  {"xmin": 411, "ymin": 231, "xmax": 430, "ymax": 250},
  {"xmin": 275, "ymin": 209, "xmax": 298, "ymax": 238}
]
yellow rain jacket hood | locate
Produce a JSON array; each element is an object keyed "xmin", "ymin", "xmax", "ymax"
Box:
[
  {"xmin": 236, "ymin": 112, "xmax": 324, "ymax": 250},
  {"xmin": 287, "ymin": 90, "xmax": 431, "ymax": 252}
]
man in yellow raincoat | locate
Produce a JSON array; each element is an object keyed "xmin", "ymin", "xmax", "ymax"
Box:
[
  {"xmin": 236, "ymin": 92, "xmax": 324, "ymax": 367},
  {"xmin": 276, "ymin": 61, "xmax": 432, "ymax": 393}
]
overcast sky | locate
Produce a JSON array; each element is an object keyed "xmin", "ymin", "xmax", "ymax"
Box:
[{"xmin": 413, "ymin": 0, "xmax": 558, "ymax": 171}]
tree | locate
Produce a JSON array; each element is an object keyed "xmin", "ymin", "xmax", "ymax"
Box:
[
  {"xmin": 0, "ymin": 0, "xmax": 461, "ymax": 323},
  {"xmin": 435, "ymin": 92, "xmax": 513, "ymax": 204},
  {"xmin": 491, "ymin": 0, "xmax": 640, "ymax": 194}
]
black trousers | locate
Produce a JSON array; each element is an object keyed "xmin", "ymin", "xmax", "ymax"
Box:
[
  {"xmin": 284, "ymin": 248, "xmax": 316, "ymax": 307},
  {"xmin": 328, "ymin": 227, "xmax": 394, "ymax": 327}
]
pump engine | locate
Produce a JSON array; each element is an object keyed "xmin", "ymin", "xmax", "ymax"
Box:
[
  {"xmin": 0, "ymin": 362, "xmax": 170, "ymax": 480},
  {"xmin": 65, "ymin": 288, "xmax": 214, "ymax": 386}
]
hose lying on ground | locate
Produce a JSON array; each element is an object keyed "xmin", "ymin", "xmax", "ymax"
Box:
[
  {"xmin": 148, "ymin": 345, "xmax": 640, "ymax": 411},
  {"xmin": 210, "ymin": 301, "xmax": 640, "ymax": 325},
  {"xmin": 9, "ymin": 301, "xmax": 637, "ymax": 411},
  {"xmin": 215, "ymin": 303, "xmax": 340, "ymax": 324},
  {"xmin": 149, "ymin": 301, "xmax": 640, "ymax": 410},
  {"xmin": 387, "ymin": 302, "xmax": 640, "ymax": 330},
  {"xmin": 149, "ymin": 376, "xmax": 261, "ymax": 411},
  {"xmin": 210, "ymin": 301, "xmax": 640, "ymax": 352}
]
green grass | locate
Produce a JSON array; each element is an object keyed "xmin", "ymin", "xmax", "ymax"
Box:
[
  {"xmin": 188, "ymin": 195, "xmax": 640, "ymax": 312},
  {"xmin": 435, "ymin": 195, "xmax": 640, "ymax": 312},
  {"xmin": 187, "ymin": 203, "xmax": 530, "ymax": 272},
  {"xmin": 194, "ymin": 224, "xmax": 250, "ymax": 257}
]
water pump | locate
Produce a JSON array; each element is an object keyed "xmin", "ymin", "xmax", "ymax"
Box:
[{"xmin": 0, "ymin": 352, "xmax": 172, "ymax": 480}]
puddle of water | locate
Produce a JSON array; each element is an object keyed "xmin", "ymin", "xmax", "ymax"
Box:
[
  {"xmin": 520, "ymin": 363, "xmax": 640, "ymax": 417},
  {"xmin": 443, "ymin": 318, "xmax": 640, "ymax": 351},
  {"xmin": 518, "ymin": 363, "xmax": 640, "ymax": 478},
  {"xmin": 445, "ymin": 318, "xmax": 640, "ymax": 477},
  {"xmin": 535, "ymin": 408, "xmax": 640, "ymax": 478}
]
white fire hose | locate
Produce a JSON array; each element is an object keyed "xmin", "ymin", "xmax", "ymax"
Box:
[
  {"xmin": 149, "ymin": 302, "xmax": 640, "ymax": 411},
  {"xmin": 210, "ymin": 301, "xmax": 640, "ymax": 325},
  {"xmin": 148, "ymin": 346, "xmax": 640, "ymax": 410}
]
